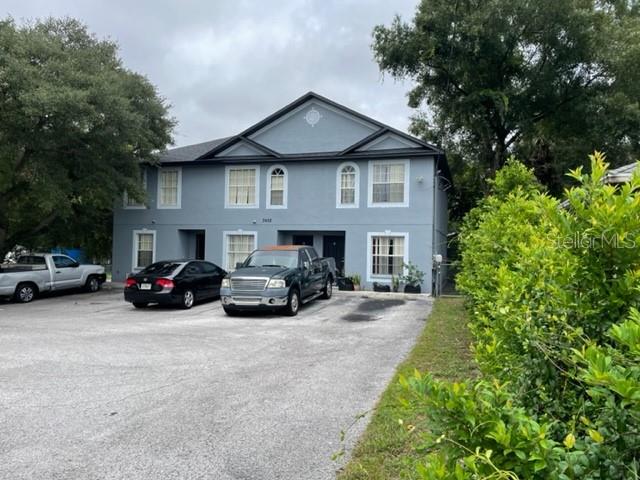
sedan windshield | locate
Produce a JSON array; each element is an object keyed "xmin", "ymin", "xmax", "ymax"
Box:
[
  {"xmin": 244, "ymin": 251, "xmax": 298, "ymax": 269},
  {"xmin": 140, "ymin": 262, "xmax": 183, "ymax": 276}
]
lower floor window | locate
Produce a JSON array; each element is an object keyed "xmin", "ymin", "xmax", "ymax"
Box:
[
  {"xmin": 134, "ymin": 231, "xmax": 155, "ymax": 269},
  {"xmin": 226, "ymin": 233, "xmax": 256, "ymax": 270},
  {"xmin": 371, "ymin": 235, "xmax": 405, "ymax": 276}
]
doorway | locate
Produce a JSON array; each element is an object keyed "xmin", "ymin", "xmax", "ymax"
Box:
[
  {"xmin": 195, "ymin": 232, "xmax": 205, "ymax": 260},
  {"xmin": 323, "ymin": 235, "xmax": 345, "ymax": 276}
]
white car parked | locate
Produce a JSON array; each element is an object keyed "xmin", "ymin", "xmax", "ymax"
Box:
[{"xmin": 0, "ymin": 254, "xmax": 106, "ymax": 303}]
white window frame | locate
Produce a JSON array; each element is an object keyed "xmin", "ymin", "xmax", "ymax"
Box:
[
  {"xmin": 336, "ymin": 161, "xmax": 360, "ymax": 208},
  {"xmin": 366, "ymin": 232, "xmax": 409, "ymax": 283},
  {"xmin": 266, "ymin": 164, "xmax": 288, "ymax": 209},
  {"xmin": 225, "ymin": 165, "xmax": 260, "ymax": 209},
  {"xmin": 367, "ymin": 159, "xmax": 410, "ymax": 208},
  {"xmin": 222, "ymin": 230, "xmax": 258, "ymax": 271},
  {"xmin": 156, "ymin": 167, "xmax": 182, "ymax": 209},
  {"xmin": 132, "ymin": 229, "xmax": 156, "ymax": 272},
  {"xmin": 123, "ymin": 169, "xmax": 148, "ymax": 209}
]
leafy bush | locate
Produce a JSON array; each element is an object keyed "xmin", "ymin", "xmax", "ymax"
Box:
[{"xmin": 403, "ymin": 154, "xmax": 640, "ymax": 478}]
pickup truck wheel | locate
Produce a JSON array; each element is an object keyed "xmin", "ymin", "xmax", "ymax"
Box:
[
  {"xmin": 14, "ymin": 283, "xmax": 37, "ymax": 303},
  {"xmin": 133, "ymin": 302, "xmax": 148, "ymax": 309},
  {"xmin": 85, "ymin": 275, "xmax": 101, "ymax": 293},
  {"xmin": 180, "ymin": 289, "xmax": 195, "ymax": 309},
  {"xmin": 321, "ymin": 277, "xmax": 333, "ymax": 299},
  {"xmin": 284, "ymin": 289, "xmax": 300, "ymax": 316}
]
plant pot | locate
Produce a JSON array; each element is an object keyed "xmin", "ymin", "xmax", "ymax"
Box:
[
  {"xmin": 373, "ymin": 282, "xmax": 391, "ymax": 293},
  {"xmin": 337, "ymin": 277, "xmax": 354, "ymax": 291},
  {"xmin": 353, "ymin": 284, "xmax": 361, "ymax": 291},
  {"xmin": 404, "ymin": 284, "xmax": 421, "ymax": 294}
]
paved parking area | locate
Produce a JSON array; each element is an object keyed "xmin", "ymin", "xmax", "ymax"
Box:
[{"xmin": 0, "ymin": 287, "xmax": 431, "ymax": 480}]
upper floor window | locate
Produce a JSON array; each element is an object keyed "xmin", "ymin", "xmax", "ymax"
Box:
[
  {"xmin": 226, "ymin": 166, "xmax": 259, "ymax": 208},
  {"xmin": 368, "ymin": 160, "xmax": 409, "ymax": 207},
  {"xmin": 336, "ymin": 162, "xmax": 359, "ymax": 208},
  {"xmin": 157, "ymin": 168, "xmax": 182, "ymax": 209},
  {"xmin": 123, "ymin": 169, "xmax": 147, "ymax": 209},
  {"xmin": 267, "ymin": 165, "xmax": 288, "ymax": 208}
]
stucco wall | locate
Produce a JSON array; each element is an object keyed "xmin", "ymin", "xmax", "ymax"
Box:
[{"xmin": 112, "ymin": 157, "xmax": 443, "ymax": 292}]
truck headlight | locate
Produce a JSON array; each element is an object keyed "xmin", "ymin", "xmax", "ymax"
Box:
[
  {"xmin": 221, "ymin": 278, "xmax": 230, "ymax": 288},
  {"xmin": 267, "ymin": 278, "xmax": 286, "ymax": 289}
]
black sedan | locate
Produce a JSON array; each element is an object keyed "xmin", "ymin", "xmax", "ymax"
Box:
[{"xmin": 124, "ymin": 260, "xmax": 226, "ymax": 309}]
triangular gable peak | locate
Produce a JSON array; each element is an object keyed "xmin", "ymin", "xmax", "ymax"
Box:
[
  {"xmin": 246, "ymin": 99, "xmax": 378, "ymax": 154},
  {"xmin": 356, "ymin": 132, "xmax": 422, "ymax": 152},
  {"xmin": 198, "ymin": 92, "xmax": 442, "ymax": 160}
]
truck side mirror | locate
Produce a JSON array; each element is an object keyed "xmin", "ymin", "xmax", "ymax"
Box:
[
  {"xmin": 303, "ymin": 261, "xmax": 310, "ymax": 270},
  {"xmin": 235, "ymin": 262, "xmax": 244, "ymax": 269}
]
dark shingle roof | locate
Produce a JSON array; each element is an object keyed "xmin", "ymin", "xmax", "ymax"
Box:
[{"xmin": 158, "ymin": 137, "xmax": 231, "ymax": 163}]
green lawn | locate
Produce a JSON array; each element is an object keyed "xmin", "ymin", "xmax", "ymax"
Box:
[{"xmin": 337, "ymin": 297, "xmax": 475, "ymax": 480}]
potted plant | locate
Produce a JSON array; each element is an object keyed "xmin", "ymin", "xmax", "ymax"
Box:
[
  {"xmin": 337, "ymin": 276, "xmax": 354, "ymax": 291},
  {"xmin": 350, "ymin": 273, "xmax": 362, "ymax": 291},
  {"xmin": 401, "ymin": 262, "xmax": 425, "ymax": 294},
  {"xmin": 391, "ymin": 275, "xmax": 400, "ymax": 293}
]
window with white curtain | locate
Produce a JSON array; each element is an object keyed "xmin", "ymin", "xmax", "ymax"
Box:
[
  {"xmin": 267, "ymin": 166, "xmax": 287, "ymax": 208},
  {"xmin": 133, "ymin": 231, "xmax": 155, "ymax": 269},
  {"xmin": 340, "ymin": 166, "xmax": 356, "ymax": 205},
  {"xmin": 370, "ymin": 235, "xmax": 406, "ymax": 276},
  {"xmin": 227, "ymin": 167, "xmax": 258, "ymax": 207},
  {"xmin": 372, "ymin": 162, "xmax": 405, "ymax": 204},
  {"xmin": 225, "ymin": 233, "xmax": 256, "ymax": 270},
  {"xmin": 158, "ymin": 168, "xmax": 181, "ymax": 208}
]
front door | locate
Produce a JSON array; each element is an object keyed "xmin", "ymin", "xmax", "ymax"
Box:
[
  {"xmin": 323, "ymin": 235, "xmax": 345, "ymax": 276},
  {"xmin": 51, "ymin": 255, "xmax": 82, "ymax": 289},
  {"xmin": 195, "ymin": 233, "xmax": 205, "ymax": 260},
  {"xmin": 292, "ymin": 235, "xmax": 314, "ymax": 246}
]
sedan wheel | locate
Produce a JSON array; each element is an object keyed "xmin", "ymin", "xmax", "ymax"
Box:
[{"xmin": 182, "ymin": 289, "xmax": 195, "ymax": 309}]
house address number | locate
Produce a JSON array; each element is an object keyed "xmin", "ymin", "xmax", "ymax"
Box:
[{"xmin": 262, "ymin": 218, "xmax": 272, "ymax": 223}]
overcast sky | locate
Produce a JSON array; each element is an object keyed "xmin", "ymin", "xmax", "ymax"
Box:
[{"xmin": 4, "ymin": 0, "xmax": 421, "ymax": 147}]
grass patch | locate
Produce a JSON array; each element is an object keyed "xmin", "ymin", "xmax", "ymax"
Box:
[{"xmin": 337, "ymin": 297, "xmax": 475, "ymax": 480}]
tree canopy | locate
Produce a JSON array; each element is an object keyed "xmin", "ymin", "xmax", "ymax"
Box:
[
  {"xmin": 373, "ymin": 0, "xmax": 640, "ymax": 218},
  {"xmin": 0, "ymin": 17, "xmax": 174, "ymax": 259}
]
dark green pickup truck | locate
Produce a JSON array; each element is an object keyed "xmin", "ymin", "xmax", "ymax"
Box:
[{"xmin": 220, "ymin": 245, "xmax": 336, "ymax": 316}]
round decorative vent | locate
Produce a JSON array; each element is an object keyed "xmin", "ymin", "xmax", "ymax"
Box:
[{"xmin": 304, "ymin": 107, "xmax": 322, "ymax": 127}]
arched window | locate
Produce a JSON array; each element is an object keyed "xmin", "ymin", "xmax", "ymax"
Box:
[
  {"xmin": 267, "ymin": 165, "xmax": 287, "ymax": 208},
  {"xmin": 336, "ymin": 162, "xmax": 359, "ymax": 208}
]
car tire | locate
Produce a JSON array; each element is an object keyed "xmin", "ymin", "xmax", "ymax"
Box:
[
  {"xmin": 181, "ymin": 289, "xmax": 195, "ymax": 309},
  {"xmin": 133, "ymin": 302, "xmax": 148, "ymax": 309},
  {"xmin": 321, "ymin": 277, "xmax": 333, "ymax": 299},
  {"xmin": 14, "ymin": 282, "xmax": 37, "ymax": 303},
  {"xmin": 284, "ymin": 288, "xmax": 300, "ymax": 316},
  {"xmin": 85, "ymin": 275, "xmax": 101, "ymax": 293},
  {"xmin": 223, "ymin": 306, "xmax": 239, "ymax": 316}
]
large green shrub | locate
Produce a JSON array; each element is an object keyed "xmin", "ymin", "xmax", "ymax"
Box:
[{"xmin": 404, "ymin": 154, "xmax": 640, "ymax": 478}]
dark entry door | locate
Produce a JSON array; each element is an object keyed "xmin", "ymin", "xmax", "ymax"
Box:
[
  {"xmin": 195, "ymin": 232, "xmax": 205, "ymax": 260},
  {"xmin": 292, "ymin": 234, "xmax": 314, "ymax": 246},
  {"xmin": 323, "ymin": 235, "xmax": 345, "ymax": 276}
]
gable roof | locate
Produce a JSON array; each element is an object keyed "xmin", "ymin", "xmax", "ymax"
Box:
[{"xmin": 156, "ymin": 91, "xmax": 450, "ymax": 183}]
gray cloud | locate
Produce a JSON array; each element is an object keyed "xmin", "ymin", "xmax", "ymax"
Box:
[{"xmin": 4, "ymin": 0, "xmax": 419, "ymax": 147}]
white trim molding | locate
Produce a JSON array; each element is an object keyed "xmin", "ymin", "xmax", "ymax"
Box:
[
  {"xmin": 222, "ymin": 230, "xmax": 258, "ymax": 271},
  {"xmin": 336, "ymin": 161, "xmax": 360, "ymax": 209},
  {"xmin": 266, "ymin": 164, "xmax": 288, "ymax": 209},
  {"xmin": 123, "ymin": 169, "xmax": 148, "ymax": 210},
  {"xmin": 367, "ymin": 159, "xmax": 410, "ymax": 208},
  {"xmin": 366, "ymin": 231, "xmax": 409, "ymax": 283},
  {"xmin": 131, "ymin": 229, "xmax": 157, "ymax": 272},
  {"xmin": 156, "ymin": 167, "xmax": 182, "ymax": 209},
  {"xmin": 224, "ymin": 165, "xmax": 260, "ymax": 209}
]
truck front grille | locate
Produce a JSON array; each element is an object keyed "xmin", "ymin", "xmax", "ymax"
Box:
[{"xmin": 231, "ymin": 278, "xmax": 267, "ymax": 292}]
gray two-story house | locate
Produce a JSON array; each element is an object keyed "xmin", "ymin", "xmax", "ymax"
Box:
[{"xmin": 112, "ymin": 92, "xmax": 450, "ymax": 293}]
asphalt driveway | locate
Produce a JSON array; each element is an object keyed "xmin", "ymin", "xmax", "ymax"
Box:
[{"xmin": 0, "ymin": 287, "xmax": 431, "ymax": 480}]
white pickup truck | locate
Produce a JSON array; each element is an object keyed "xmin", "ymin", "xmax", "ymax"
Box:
[{"xmin": 0, "ymin": 253, "xmax": 106, "ymax": 303}]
